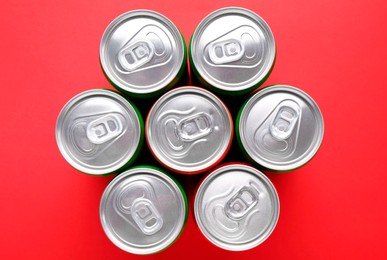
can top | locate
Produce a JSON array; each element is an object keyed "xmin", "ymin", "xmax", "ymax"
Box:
[
  {"xmin": 100, "ymin": 167, "xmax": 186, "ymax": 255},
  {"xmin": 100, "ymin": 10, "xmax": 185, "ymax": 95},
  {"xmin": 190, "ymin": 7, "xmax": 275, "ymax": 92},
  {"xmin": 194, "ymin": 164, "xmax": 279, "ymax": 251},
  {"xmin": 238, "ymin": 85, "xmax": 324, "ymax": 171},
  {"xmin": 56, "ymin": 89, "xmax": 142, "ymax": 175},
  {"xmin": 146, "ymin": 87, "xmax": 233, "ymax": 174}
]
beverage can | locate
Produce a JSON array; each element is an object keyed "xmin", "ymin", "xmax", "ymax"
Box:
[
  {"xmin": 237, "ymin": 85, "xmax": 324, "ymax": 171},
  {"xmin": 100, "ymin": 166, "xmax": 187, "ymax": 254},
  {"xmin": 194, "ymin": 163, "xmax": 280, "ymax": 250},
  {"xmin": 146, "ymin": 86, "xmax": 233, "ymax": 174},
  {"xmin": 190, "ymin": 7, "xmax": 275, "ymax": 95},
  {"xmin": 100, "ymin": 10, "xmax": 187, "ymax": 97},
  {"xmin": 56, "ymin": 89, "xmax": 143, "ymax": 175}
]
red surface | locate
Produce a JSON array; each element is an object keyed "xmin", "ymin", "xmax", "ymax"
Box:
[{"xmin": 1, "ymin": 0, "xmax": 386, "ymax": 259}]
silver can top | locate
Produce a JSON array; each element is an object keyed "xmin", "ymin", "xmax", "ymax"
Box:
[
  {"xmin": 56, "ymin": 89, "xmax": 142, "ymax": 175},
  {"xmin": 100, "ymin": 167, "xmax": 187, "ymax": 255},
  {"xmin": 194, "ymin": 164, "xmax": 279, "ymax": 251},
  {"xmin": 238, "ymin": 85, "xmax": 324, "ymax": 171},
  {"xmin": 100, "ymin": 10, "xmax": 185, "ymax": 95},
  {"xmin": 190, "ymin": 7, "xmax": 275, "ymax": 92},
  {"xmin": 146, "ymin": 87, "xmax": 233, "ymax": 174}
]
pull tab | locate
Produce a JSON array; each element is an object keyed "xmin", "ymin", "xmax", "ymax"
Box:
[
  {"xmin": 118, "ymin": 39, "xmax": 155, "ymax": 72},
  {"xmin": 131, "ymin": 198, "xmax": 163, "ymax": 235},
  {"xmin": 208, "ymin": 39, "xmax": 245, "ymax": 64},
  {"xmin": 269, "ymin": 101, "xmax": 300, "ymax": 141},
  {"xmin": 86, "ymin": 114, "xmax": 123, "ymax": 144},
  {"xmin": 204, "ymin": 26, "xmax": 263, "ymax": 68},
  {"xmin": 115, "ymin": 25, "xmax": 172, "ymax": 74},
  {"xmin": 177, "ymin": 112, "xmax": 213, "ymax": 142},
  {"xmin": 225, "ymin": 185, "xmax": 259, "ymax": 221}
]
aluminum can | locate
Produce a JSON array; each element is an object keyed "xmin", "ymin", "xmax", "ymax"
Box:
[
  {"xmin": 237, "ymin": 85, "xmax": 324, "ymax": 171},
  {"xmin": 194, "ymin": 163, "xmax": 279, "ymax": 251},
  {"xmin": 100, "ymin": 166, "xmax": 187, "ymax": 255},
  {"xmin": 56, "ymin": 89, "xmax": 143, "ymax": 175},
  {"xmin": 146, "ymin": 86, "xmax": 233, "ymax": 174},
  {"xmin": 100, "ymin": 10, "xmax": 187, "ymax": 97},
  {"xmin": 190, "ymin": 7, "xmax": 276, "ymax": 95}
]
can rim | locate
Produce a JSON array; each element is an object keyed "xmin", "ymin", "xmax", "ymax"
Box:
[
  {"xmin": 190, "ymin": 7, "xmax": 276, "ymax": 92},
  {"xmin": 99, "ymin": 166, "xmax": 187, "ymax": 255},
  {"xmin": 238, "ymin": 85, "xmax": 325, "ymax": 171},
  {"xmin": 55, "ymin": 89, "xmax": 142, "ymax": 175},
  {"xmin": 194, "ymin": 163, "xmax": 280, "ymax": 251},
  {"xmin": 100, "ymin": 9, "xmax": 185, "ymax": 95},
  {"xmin": 145, "ymin": 86, "xmax": 233, "ymax": 174}
]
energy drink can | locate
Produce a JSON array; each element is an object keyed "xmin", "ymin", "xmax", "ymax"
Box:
[
  {"xmin": 100, "ymin": 10, "xmax": 187, "ymax": 97},
  {"xmin": 190, "ymin": 7, "xmax": 276, "ymax": 95},
  {"xmin": 146, "ymin": 86, "xmax": 233, "ymax": 174},
  {"xmin": 237, "ymin": 85, "xmax": 324, "ymax": 171},
  {"xmin": 194, "ymin": 163, "xmax": 279, "ymax": 251},
  {"xmin": 55, "ymin": 89, "xmax": 143, "ymax": 175},
  {"xmin": 100, "ymin": 166, "xmax": 187, "ymax": 255}
]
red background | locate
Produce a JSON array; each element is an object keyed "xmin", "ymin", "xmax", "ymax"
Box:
[{"xmin": 1, "ymin": 0, "xmax": 386, "ymax": 259}]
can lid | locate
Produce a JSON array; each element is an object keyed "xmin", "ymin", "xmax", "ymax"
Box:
[
  {"xmin": 100, "ymin": 10, "xmax": 185, "ymax": 95},
  {"xmin": 55, "ymin": 89, "xmax": 142, "ymax": 175},
  {"xmin": 194, "ymin": 164, "xmax": 279, "ymax": 251},
  {"xmin": 100, "ymin": 167, "xmax": 187, "ymax": 255},
  {"xmin": 146, "ymin": 87, "xmax": 233, "ymax": 174},
  {"xmin": 238, "ymin": 85, "xmax": 324, "ymax": 171},
  {"xmin": 190, "ymin": 7, "xmax": 275, "ymax": 92}
]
